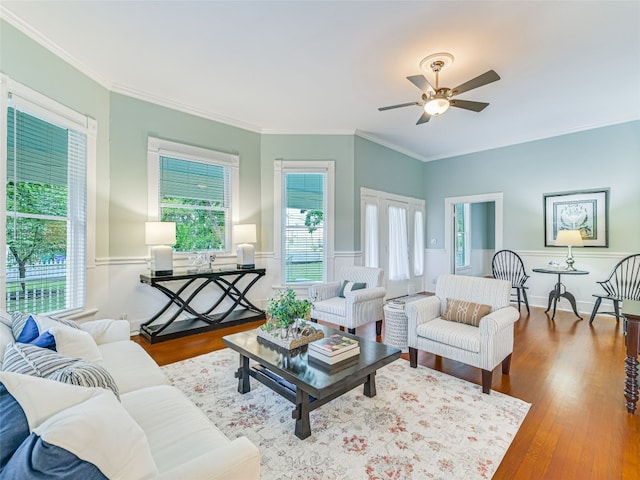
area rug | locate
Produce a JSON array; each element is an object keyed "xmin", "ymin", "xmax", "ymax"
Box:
[{"xmin": 161, "ymin": 349, "xmax": 530, "ymax": 480}]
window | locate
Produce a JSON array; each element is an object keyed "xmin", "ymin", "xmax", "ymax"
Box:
[
  {"xmin": 274, "ymin": 161, "xmax": 334, "ymax": 285},
  {"xmin": 388, "ymin": 205, "xmax": 410, "ymax": 281},
  {"xmin": 147, "ymin": 137, "xmax": 239, "ymax": 253},
  {"xmin": 2, "ymin": 78, "xmax": 96, "ymax": 315},
  {"xmin": 364, "ymin": 203, "xmax": 379, "ymax": 268},
  {"xmin": 413, "ymin": 210, "xmax": 424, "ymax": 276},
  {"xmin": 455, "ymin": 202, "xmax": 471, "ymax": 269}
]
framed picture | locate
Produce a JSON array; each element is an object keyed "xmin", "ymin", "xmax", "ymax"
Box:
[{"xmin": 543, "ymin": 189, "xmax": 609, "ymax": 247}]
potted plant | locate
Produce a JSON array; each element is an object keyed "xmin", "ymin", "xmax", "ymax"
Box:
[{"xmin": 259, "ymin": 288, "xmax": 323, "ymax": 349}]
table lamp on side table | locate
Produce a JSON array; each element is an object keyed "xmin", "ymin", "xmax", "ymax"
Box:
[
  {"xmin": 145, "ymin": 221, "xmax": 176, "ymax": 276},
  {"xmin": 234, "ymin": 224, "xmax": 257, "ymax": 269},
  {"xmin": 555, "ymin": 229, "xmax": 583, "ymax": 271}
]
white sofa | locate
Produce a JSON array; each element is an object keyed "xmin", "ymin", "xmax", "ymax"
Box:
[
  {"xmin": 0, "ymin": 311, "xmax": 260, "ymax": 479},
  {"xmin": 406, "ymin": 274, "xmax": 520, "ymax": 393}
]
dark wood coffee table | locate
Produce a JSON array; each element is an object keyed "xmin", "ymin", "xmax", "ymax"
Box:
[{"xmin": 222, "ymin": 325, "xmax": 401, "ymax": 439}]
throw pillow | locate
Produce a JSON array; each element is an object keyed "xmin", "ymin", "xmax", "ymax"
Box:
[
  {"xmin": 11, "ymin": 312, "xmax": 80, "ymax": 341},
  {"xmin": 49, "ymin": 326, "xmax": 103, "ymax": 362},
  {"xmin": 0, "ymin": 382, "xmax": 30, "ymax": 470},
  {"xmin": 338, "ymin": 280, "xmax": 367, "ymax": 298},
  {"xmin": 0, "ymin": 373, "xmax": 158, "ymax": 480},
  {"xmin": 2, "ymin": 343, "xmax": 119, "ymax": 399},
  {"xmin": 442, "ymin": 298, "xmax": 492, "ymax": 327}
]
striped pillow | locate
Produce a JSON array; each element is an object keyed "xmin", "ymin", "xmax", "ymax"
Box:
[
  {"xmin": 2, "ymin": 343, "xmax": 119, "ymax": 400},
  {"xmin": 442, "ymin": 298, "xmax": 491, "ymax": 327}
]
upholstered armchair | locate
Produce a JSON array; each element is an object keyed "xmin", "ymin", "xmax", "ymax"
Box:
[
  {"xmin": 309, "ymin": 266, "xmax": 385, "ymax": 335},
  {"xmin": 406, "ymin": 274, "xmax": 520, "ymax": 394}
]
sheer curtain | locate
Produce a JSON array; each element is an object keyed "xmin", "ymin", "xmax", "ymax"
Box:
[
  {"xmin": 388, "ymin": 205, "xmax": 409, "ymax": 281},
  {"xmin": 413, "ymin": 210, "xmax": 424, "ymax": 276},
  {"xmin": 364, "ymin": 203, "xmax": 379, "ymax": 268}
]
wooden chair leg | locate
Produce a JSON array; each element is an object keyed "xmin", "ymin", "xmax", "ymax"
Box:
[
  {"xmin": 613, "ymin": 300, "xmax": 621, "ymax": 322},
  {"xmin": 521, "ymin": 288, "xmax": 530, "ymax": 314},
  {"xmin": 516, "ymin": 288, "xmax": 522, "ymax": 311},
  {"xmin": 502, "ymin": 353, "xmax": 512, "ymax": 374},
  {"xmin": 409, "ymin": 347, "xmax": 418, "ymax": 368},
  {"xmin": 375, "ymin": 319, "xmax": 382, "ymax": 336},
  {"xmin": 589, "ymin": 297, "xmax": 603, "ymax": 324},
  {"xmin": 481, "ymin": 369, "xmax": 493, "ymax": 394}
]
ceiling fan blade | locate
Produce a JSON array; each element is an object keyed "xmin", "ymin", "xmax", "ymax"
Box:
[
  {"xmin": 407, "ymin": 75, "xmax": 434, "ymax": 92},
  {"xmin": 416, "ymin": 111, "xmax": 431, "ymax": 125},
  {"xmin": 450, "ymin": 70, "xmax": 500, "ymax": 96},
  {"xmin": 449, "ymin": 99, "xmax": 490, "ymax": 112},
  {"xmin": 378, "ymin": 101, "xmax": 420, "ymax": 111}
]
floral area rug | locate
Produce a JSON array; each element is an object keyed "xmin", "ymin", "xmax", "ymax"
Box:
[{"xmin": 161, "ymin": 348, "xmax": 530, "ymax": 480}]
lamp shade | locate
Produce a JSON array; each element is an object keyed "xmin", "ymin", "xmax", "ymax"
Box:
[
  {"xmin": 555, "ymin": 230, "xmax": 583, "ymax": 247},
  {"xmin": 233, "ymin": 224, "xmax": 257, "ymax": 244},
  {"xmin": 145, "ymin": 222, "xmax": 176, "ymax": 246},
  {"xmin": 424, "ymin": 97, "xmax": 450, "ymax": 116}
]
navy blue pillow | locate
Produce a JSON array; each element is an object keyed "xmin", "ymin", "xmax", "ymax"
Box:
[
  {"xmin": 14, "ymin": 317, "xmax": 39, "ymax": 344},
  {"xmin": 1, "ymin": 434, "xmax": 107, "ymax": 479},
  {"xmin": 0, "ymin": 383, "xmax": 30, "ymax": 470},
  {"xmin": 15, "ymin": 317, "xmax": 56, "ymax": 350}
]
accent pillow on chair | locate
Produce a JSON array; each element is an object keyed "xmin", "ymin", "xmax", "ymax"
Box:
[
  {"xmin": 338, "ymin": 280, "xmax": 366, "ymax": 298},
  {"xmin": 442, "ymin": 298, "xmax": 492, "ymax": 327}
]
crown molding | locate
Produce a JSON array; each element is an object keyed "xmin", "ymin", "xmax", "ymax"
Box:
[
  {"xmin": 0, "ymin": 6, "xmax": 111, "ymax": 90},
  {"xmin": 111, "ymin": 84, "xmax": 263, "ymax": 134},
  {"xmin": 261, "ymin": 128, "xmax": 356, "ymax": 135},
  {"xmin": 354, "ymin": 130, "xmax": 428, "ymax": 162}
]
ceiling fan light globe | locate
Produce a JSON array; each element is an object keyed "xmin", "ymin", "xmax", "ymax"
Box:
[{"xmin": 424, "ymin": 98, "xmax": 450, "ymax": 116}]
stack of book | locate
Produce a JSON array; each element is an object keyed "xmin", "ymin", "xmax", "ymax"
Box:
[{"xmin": 308, "ymin": 334, "xmax": 360, "ymax": 365}]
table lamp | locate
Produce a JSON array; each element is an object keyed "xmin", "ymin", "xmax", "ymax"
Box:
[
  {"xmin": 234, "ymin": 224, "xmax": 256, "ymax": 269},
  {"xmin": 145, "ymin": 221, "xmax": 176, "ymax": 276},
  {"xmin": 555, "ymin": 229, "xmax": 583, "ymax": 271}
]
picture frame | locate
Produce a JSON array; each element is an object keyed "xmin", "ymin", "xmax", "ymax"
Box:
[{"xmin": 543, "ymin": 188, "xmax": 609, "ymax": 247}]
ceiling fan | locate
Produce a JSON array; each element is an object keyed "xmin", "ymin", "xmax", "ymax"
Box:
[{"xmin": 378, "ymin": 53, "xmax": 500, "ymax": 125}]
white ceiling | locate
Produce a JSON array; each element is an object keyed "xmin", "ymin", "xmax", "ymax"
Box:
[{"xmin": 2, "ymin": 1, "xmax": 639, "ymax": 161}]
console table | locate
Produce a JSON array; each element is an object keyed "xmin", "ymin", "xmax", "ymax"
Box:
[
  {"xmin": 139, "ymin": 268, "xmax": 266, "ymax": 343},
  {"xmin": 622, "ymin": 300, "xmax": 640, "ymax": 414},
  {"xmin": 532, "ymin": 267, "xmax": 589, "ymax": 320}
]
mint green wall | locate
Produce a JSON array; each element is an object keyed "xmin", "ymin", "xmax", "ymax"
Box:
[
  {"xmin": 424, "ymin": 121, "xmax": 640, "ymax": 253},
  {"xmin": 260, "ymin": 134, "xmax": 355, "ymax": 252},
  {"xmin": 354, "ymin": 136, "xmax": 424, "ymax": 250},
  {"xmin": 0, "ymin": 19, "xmax": 111, "ymax": 258},
  {"xmin": 470, "ymin": 202, "xmax": 495, "ymax": 249},
  {"xmin": 109, "ymin": 93, "xmax": 261, "ymax": 257}
]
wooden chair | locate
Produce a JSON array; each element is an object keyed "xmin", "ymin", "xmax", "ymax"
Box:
[
  {"xmin": 492, "ymin": 249, "xmax": 530, "ymax": 314},
  {"xmin": 589, "ymin": 253, "xmax": 640, "ymax": 323}
]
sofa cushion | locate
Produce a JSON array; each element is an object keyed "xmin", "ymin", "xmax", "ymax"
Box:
[
  {"xmin": 0, "ymin": 372, "xmax": 158, "ymax": 480},
  {"xmin": 311, "ymin": 296, "xmax": 346, "ymax": 316},
  {"xmin": 96, "ymin": 341, "xmax": 169, "ymax": 394},
  {"xmin": 49, "ymin": 325, "xmax": 103, "ymax": 362},
  {"xmin": 338, "ymin": 280, "xmax": 366, "ymax": 298},
  {"xmin": 2, "ymin": 343, "xmax": 119, "ymax": 399},
  {"xmin": 121, "ymin": 385, "xmax": 232, "ymax": 474},
  {"xmin": 416, "ymin": 318, "xmax": 481, "ymax": 353},
  {"xmin": 442, "ymin": 298, "xmax": 491, "ymax": 327}
]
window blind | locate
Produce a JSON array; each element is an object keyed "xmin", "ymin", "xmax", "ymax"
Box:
[{"xmin": 5, "ymin": 105, "xmax": 87, "ymax": 314}]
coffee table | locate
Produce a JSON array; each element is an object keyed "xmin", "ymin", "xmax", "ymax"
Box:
[{"xmin": 222, "ymin": 324, "xmax": 401, "ymax": 439}]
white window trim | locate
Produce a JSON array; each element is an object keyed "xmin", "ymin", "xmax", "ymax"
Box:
[
  {"xmin": 456, "ymin": 203, "xmax": 472, "ymax": 270},
  {"xmin": 0, "ymin": 74, "xmax": 97, "ymax": 314},
  {"xmin": 274, "ymin": 160, "xmax": 335, "ymax": 285},
  {"xmin": 147, "ymin": 136, "xmax": 239, "ymax": 255},
  {"xmin": 444, "ymin": 192, "xmax": 503, "ymax": 274}
]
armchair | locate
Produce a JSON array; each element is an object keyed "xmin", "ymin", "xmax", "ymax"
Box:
[
  {"xmin": 406, "ymin": 274, "xmax": 520, "ymax": 394},
  {"xmin": 309, "ymin": 266, "xmax": 385, "ymax": 335}
]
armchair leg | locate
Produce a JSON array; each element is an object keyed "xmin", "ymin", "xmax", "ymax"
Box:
[
  {"xmin": 589, "ymin": 297, "xmax": 602, "ymax": 324},
  {"xmin": 502, "ymin": 354, "xmax": 512, "ymax": 374},
  {"xmin": 347, "ymin": 328, "xmax": 356, "ymax": 335},
  {"xmin": 375, "ymin": 320, "xmax": 382, "ymax": 336},
  {"xmin": 481, "ymin": 369, "xmax": 493, "ymax": 394},
  {"xmin": 310, "ymin": 318, "xmax": 318, "ymax": 323},
  {"xmin": 409, "ymin": 347, "xmax": 418, "ymax": 368}
]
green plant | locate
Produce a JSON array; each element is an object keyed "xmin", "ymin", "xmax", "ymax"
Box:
[{"xmin": 264, "ymin": 287, "xmax": 312, "ymax": 331}]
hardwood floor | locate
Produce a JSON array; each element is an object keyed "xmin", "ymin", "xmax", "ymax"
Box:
[{"xmin": 132, "ymin": 306, "xmax": 640, "ymax": 479}]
